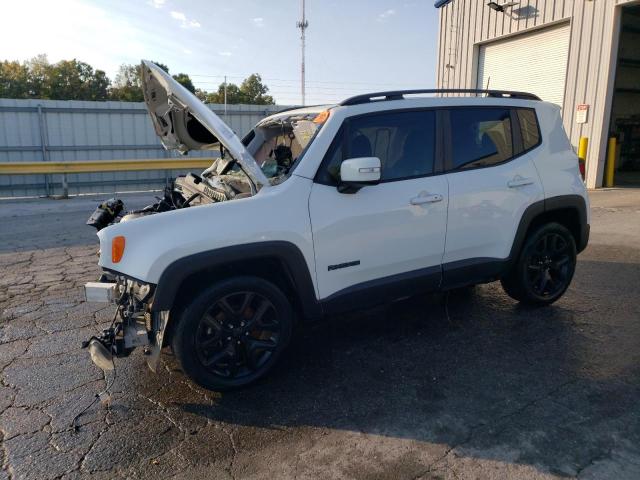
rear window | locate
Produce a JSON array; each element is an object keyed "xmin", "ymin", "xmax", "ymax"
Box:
[
  {"xmin": 517, "ymin": 108, "xmax": 541, "ymax": 151},
  {"xmin": 449, "ymin": 108, "xmax": 513, "ymax": 170}
]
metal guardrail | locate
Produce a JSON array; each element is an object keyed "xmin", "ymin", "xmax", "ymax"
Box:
[
  {"xmin": 0, "ymin": 158, "xmax": 215, "ymax": 197},
  {"xmin": 0, "ymin": 159, "xmax": 215, "ymax": 175}
]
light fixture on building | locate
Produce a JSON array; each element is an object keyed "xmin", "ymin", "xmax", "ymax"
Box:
[{"xmin": 487, "ymin": 1, "xmax": 518, "ymax": 13}]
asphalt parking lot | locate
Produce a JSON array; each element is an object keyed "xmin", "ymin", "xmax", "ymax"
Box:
[{"xmin": 1, "ymin": 189, "xmax": 640, "ymax": 479}]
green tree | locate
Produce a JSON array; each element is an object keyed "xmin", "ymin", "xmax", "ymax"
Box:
[
  {"xmin": 90, "ymin": 70, "xmax": 110, "ymax": 100},
  {"xmin": 172, "ymin": 73, "xmax": 196, "ymax": 93},
  {"xmin": 204, "ymin": 75, "xmax": 274, "ymax": 105},
  {"xmin": 24, "ymin": 54, "xmax": 51, "ymax": 98},
  {"xmin": 47, "ymin": 59, "xmax": 110, "ymax": 100},
  {"xmin": 205, "ymin": 82, "xmax": 242, "ymax": 104},
  {"xmin": 0, "ymin": 56, "xmax": 277, "ymax": 105},
  {"xmin": 239, "ymin": 74, "xmax": 274, "ymax": 105},
  {"xmin": 110, "ymin": 64, "xmax": 143, "ymax": 102},
  {"xmin": 0, "ymin": 55, "xmax": 110, "ymax": 100},
  {"xmin": 0, "ymin": 60, "xmax": 30, "ymax": 98}
]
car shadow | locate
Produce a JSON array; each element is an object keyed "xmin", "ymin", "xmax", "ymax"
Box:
[{"xmin": 172, "ymin": 259, "xmax": 640, "ymax": 476}]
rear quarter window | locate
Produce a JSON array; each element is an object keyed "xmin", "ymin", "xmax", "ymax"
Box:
[{"xmin": 517, "ymin": 108, "xmax": 541, "ymax": 151}]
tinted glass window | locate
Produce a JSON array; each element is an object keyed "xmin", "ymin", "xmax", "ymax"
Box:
[
  {"xmin": 319, "ymin": 110, "xmax": 436, "ymax": 183},
  {"xmin": 450, "ymin": 108, "xmax": 513, "ymax": 170},
  {"xmin": 321, "ymin": 131, "xmax": 344, "ymax": 184},
  {"xmin": 518, "ymin": 108, "xmax": 541, "ymax": 151}
]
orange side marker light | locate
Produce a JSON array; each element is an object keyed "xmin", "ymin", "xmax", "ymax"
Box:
[{"xmin": 112, "ymin": 236, "xmax": 126, "ymax": 263}]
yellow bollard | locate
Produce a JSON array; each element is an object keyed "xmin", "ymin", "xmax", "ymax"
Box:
[
  {"xmin": 605, "ymin": 137, "xmax": 617, "ymax": 188},
  {"xmin": 578, "ymin": 137, "xmax": 588, "ymax": 179}
]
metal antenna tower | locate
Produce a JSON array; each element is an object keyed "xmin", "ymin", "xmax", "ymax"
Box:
[{"xmin": 296, "ymin": 0, "xmax": 309, "ymax": 105}]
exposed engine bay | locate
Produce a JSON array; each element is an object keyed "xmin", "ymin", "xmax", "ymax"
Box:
[
  {"xmin": 86, "ymin": 111, "xmax": 322, "ymax": 231},
  {"xmin": 86, "ymin": 170, "xmax": 252, "ymax": 230}
]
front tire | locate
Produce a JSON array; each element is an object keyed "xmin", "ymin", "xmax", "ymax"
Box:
[
  {"xmin": 501, "ymin": 223, "xmax": 577, "ymax": 306},
  {"xmin": 172, "ymin": 276, "xmax": 293, "ymax": 391}
]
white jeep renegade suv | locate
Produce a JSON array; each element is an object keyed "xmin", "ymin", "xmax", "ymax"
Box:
[{"xmin": 84, "ymin": 61, "xmax": 590, "ymax": 390}]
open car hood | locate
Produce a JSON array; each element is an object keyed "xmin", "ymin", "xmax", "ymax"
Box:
[{"xmin": 140, "ymin": 60, "xmax": 270, "ymax": 188}]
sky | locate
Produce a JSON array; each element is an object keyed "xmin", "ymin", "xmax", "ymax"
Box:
[{"xmin": 0, "ymin": 0, "xmax": 440, "ymax": 105}]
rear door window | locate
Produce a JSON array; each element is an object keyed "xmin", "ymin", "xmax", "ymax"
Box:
[{"xmin": 449, "ymin": 108, "xmax": 513, "ymax": 170}]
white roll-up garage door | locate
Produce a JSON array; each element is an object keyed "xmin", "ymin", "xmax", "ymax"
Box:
[{"xmin": 477, "ymin": 23, "xmax": 570, "ymax": 107}]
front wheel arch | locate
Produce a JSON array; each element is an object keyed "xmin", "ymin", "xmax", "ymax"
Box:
[{"xmin": 163, "ymin": 257, "xmax": 298, "ymax": 346}]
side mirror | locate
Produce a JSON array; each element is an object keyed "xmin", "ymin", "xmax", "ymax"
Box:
[{"xmin": 338, "ymin": 157, "xmax": 381, "ymax": 193}]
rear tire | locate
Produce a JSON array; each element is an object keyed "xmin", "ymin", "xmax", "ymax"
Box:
[
  {"xmin": 501, "ymin": 222, "xmax": 576, "ymax": 306},
  {"xmin": 172, "ymin": 276, "xmax": 293, "ymax": 391}
]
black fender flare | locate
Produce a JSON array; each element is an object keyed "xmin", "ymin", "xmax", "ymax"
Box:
[
  {"xmin": 150, "ymin": 241, "xmax": 323, "ymax": 321},
  {"xmin": 545, "ymin": 194, "xmax": 589, "ymax": 253},
  {"xmin": 508, "ymin": 194, "xmax": 589, "ymax": 267}
]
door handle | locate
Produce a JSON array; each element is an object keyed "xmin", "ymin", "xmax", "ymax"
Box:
[
  {"xmin": 410, "ymin": 193, "xmax": 443, "ymax": 205},
  {"xmin": 507, "ymin": 176, "xmax": 534, "ymax": 188}
]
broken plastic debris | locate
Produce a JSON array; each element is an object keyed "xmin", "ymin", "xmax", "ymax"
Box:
[{"xmin": 98, "ymin": 391, "xmax": 112, "ymax": 407}]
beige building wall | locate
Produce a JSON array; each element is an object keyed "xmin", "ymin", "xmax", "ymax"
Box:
[{"xmin": 436, "ymin": 0, "xmax": 638, "ymax": 188}]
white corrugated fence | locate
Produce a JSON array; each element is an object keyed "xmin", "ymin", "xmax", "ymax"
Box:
[{"xmin": 0, "ymin": 99, "xmax": 290, "ymax": 197}]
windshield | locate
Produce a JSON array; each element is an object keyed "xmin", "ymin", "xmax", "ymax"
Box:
[
  {"xmin": 250, "ymin": 111, "xmax": 326, "ymax": 182},
  {"xmin": 202, "ymin": 110, "xmax": 327, "ymax": 187}
]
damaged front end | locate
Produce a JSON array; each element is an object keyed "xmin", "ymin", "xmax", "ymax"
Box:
[
  {"xmin": 81, "ymin": 60, "xmax": 330, "ymax": 373},
  {"xmin": 83, "ymin": 275, "xmax": 168, "ymax": 372},
  {"xmin": 85, "ymin": 60, "xmax": 328, "ymax": 231},
  {"xmin": 85, "ymin": 160, "xmax": 254, "ymax": 231}
]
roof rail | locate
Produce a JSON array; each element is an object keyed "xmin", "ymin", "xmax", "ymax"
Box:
[
  {"xmin": 340, "ymin": 89, "xmax": 541, "ymax": 106},
  {"xmin": 273, "ymin": 104, "xmax": 326, "ymax": 115}
]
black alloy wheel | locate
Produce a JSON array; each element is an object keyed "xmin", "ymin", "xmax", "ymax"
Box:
[
  {"xmin": 526, "ymin": 232, "xmax": 572, "ymax": 299},
  {"xmin": 195, "ymin": 291, "xmax": 280, "ymax": 378},
  {"xmin": 501, "ymin": 222, "xmax": 577, "ymax": 305},
  {"xmin": 173, "ymin": 276, "xmax": 293, "ymax": 390}
]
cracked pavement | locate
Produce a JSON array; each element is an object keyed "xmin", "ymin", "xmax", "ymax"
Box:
[{"xmin": 1, "ymin": 189, "xmax": 640, "ymax": 479}]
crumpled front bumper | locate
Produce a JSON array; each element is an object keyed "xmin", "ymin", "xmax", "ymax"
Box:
[{"xmin": 83, "ymin": 278, "xmax": 169, "ymax": 372}]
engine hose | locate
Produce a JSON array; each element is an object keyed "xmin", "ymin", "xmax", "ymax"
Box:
[{"xmin": 183, "ymin": 192, "xmax": 200, "ymax": 206}]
